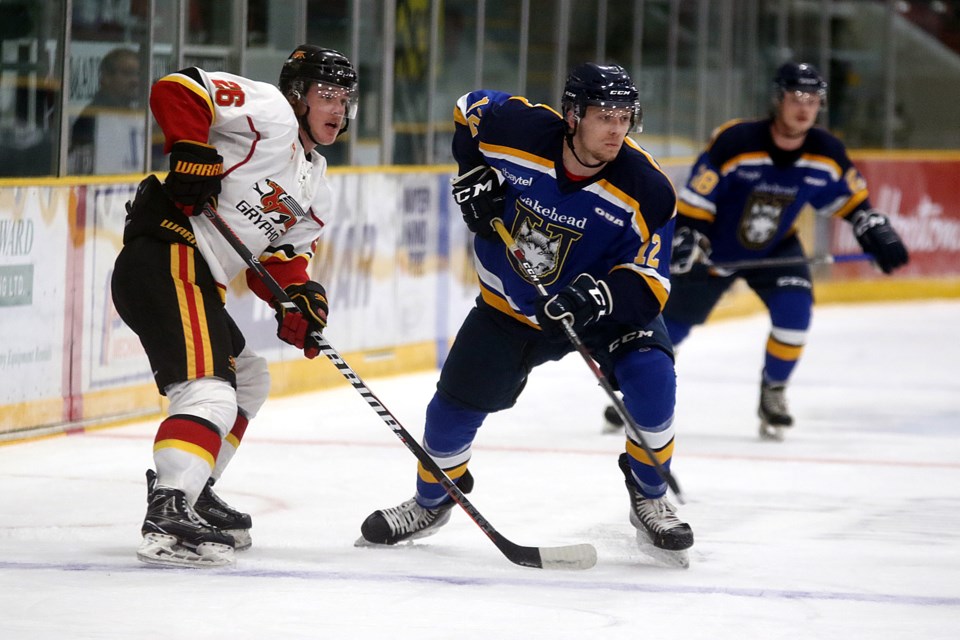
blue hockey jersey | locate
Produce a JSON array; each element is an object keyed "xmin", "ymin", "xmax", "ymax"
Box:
[
  {"xmin": 677, "ymin": 118, "xmax": 871, "ymax": 261},
  {"xmin": 452, "ymin": 90, "xmax": 677, "ymax": 330}
]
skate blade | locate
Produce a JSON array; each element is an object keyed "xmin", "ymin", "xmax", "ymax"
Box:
[
  {"xmin": 137, "ymin": 533, "xmax": 235, "ymax": 568},
  {"xmin": 759, "ymin": 421, "xmax": 786, "ymax": 441},
  {"xmin": 354, "ymin": 535, "xmax": 392, "ymax": 548},
  {"xmin": 636, "ymin": 532, "xmax": 690, "ymax": 569},
  {"xmin": 352, "ymin": 529, "xmax": 440, "ymax": 548},
  {"xmin": 224, "ymin": 529, "xmax": 252, "ymax": 552}
]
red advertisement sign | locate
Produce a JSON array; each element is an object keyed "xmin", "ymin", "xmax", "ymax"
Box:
[{"xmin": 833, "ymin": 155, "xmax": 960, "ymax": 278}]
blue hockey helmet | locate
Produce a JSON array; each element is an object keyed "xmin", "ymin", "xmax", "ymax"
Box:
[
  {"xmin": 773, "ymin": 62, "xmax": 827, "ymax": 104},
  {"xmin": 562, "ymin": 62, "xmax": 643, "ymax": 133}
]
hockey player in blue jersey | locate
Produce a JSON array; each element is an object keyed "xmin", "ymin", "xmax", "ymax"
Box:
[
  {"xmin": 603, "ymin": 62, "xmax": 908, "ymax": 440},
  {"xmin": 358, "ymin": 63, "xmax": 693, "ymax": 559}
]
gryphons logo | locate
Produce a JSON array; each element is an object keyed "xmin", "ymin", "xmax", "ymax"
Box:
[{"xmin": 253, "ymin": 179, "xmax": 305, "ymax": 233}]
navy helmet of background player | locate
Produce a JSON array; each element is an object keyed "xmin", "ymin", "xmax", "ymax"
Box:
[
  {"xmin": 110, "ymin": 44, "xmax": 356, "ymax": 567},
  {"xmin": 645, "ymin": 61, "xmax": 907, "ymax": 440},
  {"xmin": 357, "ymin": 62, "xmax": 694, "ymax": 562}
]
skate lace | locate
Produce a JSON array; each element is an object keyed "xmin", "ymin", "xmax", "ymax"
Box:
[
  {"xmin": 634, "ymin": 496, "xmax": 685, "ymax": 532},
  {"xmin": 761, "ymin": 384, "xmax": 789, "ymax": 415},
  {"xmin": 157, "ymin": 491, "xmax": 206, "ymax": 527},
  {"xmin": 202, "ymin": 485, "xmax": 235, "ymax": 513},
  {"xmin": 380, "ymin": 498, "xmax": 434, "ymax": 535}
]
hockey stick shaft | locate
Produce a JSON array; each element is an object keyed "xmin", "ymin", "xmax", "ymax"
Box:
[
  {"xmin": 202, "ymin": 206, "xmax": 596, "ymax": 570},
  {"xmin": 491, "ymin": 218, "xmax": 684, "ymax": 503},
  {"xmin": 704, "ymin": 252, "xmax": 871, "ymax": 272}
]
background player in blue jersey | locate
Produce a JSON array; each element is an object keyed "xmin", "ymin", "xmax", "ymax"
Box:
[
  {"xmin": 602, "ymin": 62, "xmax": 908, "ymax": 441},
  {"xmin": 358, "ymin": 63, "xmax": 694, "ymax": 560}
]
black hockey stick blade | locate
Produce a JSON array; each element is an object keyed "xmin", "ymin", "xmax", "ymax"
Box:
[{"xmin": 203, "ymin": 205, "xmax": 597, "ymax": 570}]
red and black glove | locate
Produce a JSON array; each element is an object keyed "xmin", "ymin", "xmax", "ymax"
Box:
[
  {"xmin": 273, "ymin": 281, "xmax": 328, "ymax": 359},
  {"xmin": 164, "ymin": 141, "xmax": 223, "ymax": 216}
]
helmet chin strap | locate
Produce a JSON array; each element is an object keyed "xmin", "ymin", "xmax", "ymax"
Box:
[
  {"xmin": 564, "ymin": 130, "xmax": 606, "ymax": 170},
  {"xmin": 298, "ymin": 107, "xmax": 323, "ymax": 149}
]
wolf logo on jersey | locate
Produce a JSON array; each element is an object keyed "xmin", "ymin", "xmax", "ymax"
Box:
[
  {"xmin": 739, "ymin": 191, "xmax": 793, "ymax": 249},
  {"xmin": 511, "ymin": 211, "xmax": 581, "ymax": 285}
]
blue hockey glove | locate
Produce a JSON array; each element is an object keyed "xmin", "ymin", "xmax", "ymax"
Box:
[
  {"xmin": 535, "ymin": 273, "xmax": 612, "ymax": 340},
  {"xmin": 451, "ymin": 166, "xmax": 505, "ymax": 240},
  {"xmin": 852, "ymin": 210, "xmax": 909, "ymax": 274},
  {"xmin": 670, "ymin": 227, "xmax": 712, "ymax": 275}
]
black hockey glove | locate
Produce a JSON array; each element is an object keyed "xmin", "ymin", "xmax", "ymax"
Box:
[
  {"xmin": 451, "ymin": 165, "xmax": 505, "ymax": 240},
  {"xmin": 273, "ymin": 281, "xmax": 328, "ymax": 359},
  {"xmin": 164, "ymin": 141, "xmax": 224, "ymax": 216},
  {"xmin": 535, "ymin": 273, "xmax": 613, "ymax": 340},
  {"xmin": 851, "ymin": 209, "xmax": 909, "ymax": 274},
  {"xmin": 670, "ymin": 227, "xmax": 712, "ymax": 275}
]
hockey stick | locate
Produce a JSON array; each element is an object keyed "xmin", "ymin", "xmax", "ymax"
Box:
[
  {"xmin": 702, "ymin": 252, "xmax": 871, "ymax": 272},
  {"xmin": 201, "ymin": 206, "xmax": 597, "ymax": 571},
  {"xmin": 491, "ymin": 218, "xmax": 684, "ymax": 503}
]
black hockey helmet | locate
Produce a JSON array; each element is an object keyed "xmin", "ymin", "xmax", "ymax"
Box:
[
  {"xmin": 280, "ymin": 45, "xmax": 358, "ymax": 123},
  {"xmin": 773, "ymin": 62, "xmax": 827, "ymax": 103},
  {"xmin": 561, "ymin": 62, "xmax": 642, "ymax": 133}
]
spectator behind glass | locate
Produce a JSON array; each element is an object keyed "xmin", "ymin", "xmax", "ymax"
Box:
[{"xmin": 69, "ymin": 48, "xmax": 144, "ymax": 175}]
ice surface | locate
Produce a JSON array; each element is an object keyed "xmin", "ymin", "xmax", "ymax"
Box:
[{"xmin": 1, "ymin": 301, "xmax": 958, "ymax": 639}]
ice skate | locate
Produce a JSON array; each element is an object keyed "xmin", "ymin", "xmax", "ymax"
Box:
[
  {"xmin": 194, "ymin": 478, "xmax": 253, "ymax": 551},
  {"xmin": 357, "ymin": 471, "xmax": 473, "ymax": 546},
  {"xmin": 618, "ymin": 454, "xmax": 692, "ymax": 568},
  {"xmin": 758, "ymin": 380, "xmax": 793, "ymax": 441},
  {"xmin": 138, "ymin": 479, "xmax": 235, "ymax": 568},
  {"xmin": 602, "ymin": 405, "xmax": 625, "ymax": 434},
  {"xmin": 147, "ymin": 469, "xmax": 252, "ymax": 550}
]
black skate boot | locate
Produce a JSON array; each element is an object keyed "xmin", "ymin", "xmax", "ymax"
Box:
[
  {"xmin": 147, "ymin": 469, "xmax": 252, "ymax": 551},
  {"xmin": 358, "ymin": 470, "xmax": 473, "ymax": 546},
  {"xmin": 194, "ymin": 478, "xmax": 253, "ymax": 551},
  {"xmin": 602, "ymin": 405, "xmax": 625, "ymax": 434},
  {"xmin": 138, "ymin": 473, "xmax": 235, "ymax": 568},
  {"xmin": 618, "ymin": 453, "xmax": 693, "ymax": 567},
  {"xmin": 758, "ymin": 380, "xmax": 793, "ymax": 440}
]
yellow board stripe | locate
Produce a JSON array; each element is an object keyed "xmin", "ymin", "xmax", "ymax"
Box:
[
  {"xmin": 153, "ymin": 438, "xmax": 216, "ymax": 468},
  {"xmin": 418, "ymin": 461, "xmax": 469, "ymax": 483},
  {"xmin": 626, "ymin": 438, "xmax": 674, "ymax": 466}
]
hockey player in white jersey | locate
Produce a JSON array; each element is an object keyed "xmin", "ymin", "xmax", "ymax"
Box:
[{"xmin": 111, "ymin": 45, "xmax": 358, "ymax": 567}]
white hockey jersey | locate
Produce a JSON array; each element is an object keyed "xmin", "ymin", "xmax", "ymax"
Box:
[{"xmin": 151, "ymin": 68, "xmax": 332, "ymax": 290}]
